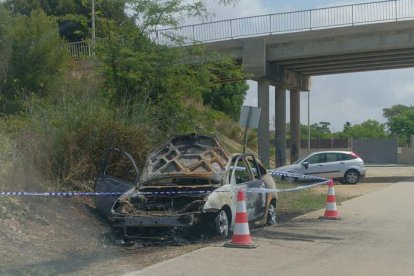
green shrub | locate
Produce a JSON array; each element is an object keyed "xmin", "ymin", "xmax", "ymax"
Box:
[{"xmin": 2, "ymin": 10, "xmax": 69, "ymax": 113}]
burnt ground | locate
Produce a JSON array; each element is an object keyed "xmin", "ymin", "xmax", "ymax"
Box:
[
  {"xmin": 0, "ymin": 195, "xmax": 310, "ymax": 275},
  {"xmin": 0, "ymin": 196, "xmax": 212, "ymax": 275},
  {"xmin": 0, "ymin": 166, "xmax": 411, "ymax": 275}
]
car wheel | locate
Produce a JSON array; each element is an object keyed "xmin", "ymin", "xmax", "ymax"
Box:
[
  {"xmin": 267, "ymin": 200, "xmax": 277, "ymax": 225},
  {"xmin": 344, "ymin": 169, "xmax": 360, "ymax": 184},
  {"xmin": 214, "ymin": 209, "xmax": 230, "ymax": 239}
]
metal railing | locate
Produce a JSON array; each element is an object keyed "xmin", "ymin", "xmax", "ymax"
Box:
[
  {"xmin": 65, "ymin": 41, "xmax": 92, "ymax": 59},
  {"xmin": 67, "ymin": 0, "xmax": 414, "ymax": 57},
  {"xmin": 152, "ymin": 0, "xmax": 414, "ymax": 45}
]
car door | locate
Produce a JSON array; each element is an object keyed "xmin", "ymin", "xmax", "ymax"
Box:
[
  {"xmin": 94, "ymin": 148, "xmax": 140, "ymax": 217},
  {"xmin": 323, "ymin": 152, "xmax": 345, "ymax": 178},
  {"xmin": 246, "ymin": 155, "xmax": 267, "ymax": 221},
  {"xmin": 230, "ymin": 155, "xmax": 264, "ymax": 222},
  {"xmin": 301, "ymin": 152, "xmax": 327, "ymax": 176},
  {"xmin": 302, "ymin": 152, "xmax": 343, "ymax": 178}
]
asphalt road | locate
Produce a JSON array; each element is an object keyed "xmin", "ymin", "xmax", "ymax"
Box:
[{"xmin": 126, "ymin": 181, "xmax": 414, "ymax": 276}]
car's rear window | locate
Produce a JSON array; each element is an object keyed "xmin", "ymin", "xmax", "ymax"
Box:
[
  {"xmin": 341, "ymin": 153, "xmax": 357, "ymax": 160},
  {"xmin": 326, "ymin": 153, "xmax": 357, "ymax": 162}
]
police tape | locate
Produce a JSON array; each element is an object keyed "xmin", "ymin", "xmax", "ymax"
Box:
[
  {"xmin": 0, "ymin": 170, "xmax": 329, "ymax": 197},
  {"xmin": 0, "ymin": 180, "xmax": 329, "ymax": 197},
  {"xmin": 0, "ymin": 191, "xmax": 218, "ymax": 196},
  {"xmin": 267, "ymin": 170, "xmax": 330, "ymax": 192},
  {"xmin": 0, "ymin": 192, "xmax": 123, "ymax": 197},
  {"xmin": 247, "ymin": 180, "xmax": 329, "ymax": 193},
  {"xmin": 268, "ymin": 169, "xmax": 329, "ymax": 182}
]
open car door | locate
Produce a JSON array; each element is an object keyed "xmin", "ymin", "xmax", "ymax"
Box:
[
  {"xmin": 230, "ymin": 155, "xmax": 266, "ymax": 223},
  {"xmin": 94, "ymin": 148, "xmax": 140, "ymax": 217}
]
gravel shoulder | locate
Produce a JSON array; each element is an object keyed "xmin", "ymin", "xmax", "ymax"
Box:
[
  {"xmin": 332, "ymin": 165, "xmax": 414, "ymax": 197},
  {"xmin": 1, "ymin": 166, "xmax": 412, "ymax": 275}
]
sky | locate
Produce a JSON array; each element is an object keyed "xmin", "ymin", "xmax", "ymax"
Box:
[{"xmin": 184, "ymin": 0, "xmax": 414, "ymax": 131}]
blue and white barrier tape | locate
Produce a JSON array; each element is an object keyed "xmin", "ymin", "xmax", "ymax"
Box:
[
  {"xmin": 0, "ymin": 180, "xmax": 329, "ymax": 197},
  {"xmin": 0, "ymin": 170, "xmax": 330, "ymax": 197},
  {"xmin": 0, "ymin": 192, "xmax": 123, "ymax": 197},
  {"xmin": 268, "ymin": 169, "xmax": 329, "ymax": 182},
  {"xmin": 266, "ymin": 169, "xmax": 329, "ymax": 192},
  {"xmin": 248, "ymin": 181, "xmax": 329, "ymax": 193},
  {"xmin": 0, "ymin": 191, "xmax": 222, "ymax": 197}
]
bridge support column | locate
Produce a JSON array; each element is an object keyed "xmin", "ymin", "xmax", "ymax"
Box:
[
  {"xmin": 290, "ymin": 89, "xmax": 301, "ymax": 163},
  {"xmin": 275, "ymin": 86, "xmax": 286, "ymax": 167},
  {"xmin": 257, "ymin": 80, "xmax": 270, "ymax": 167}
]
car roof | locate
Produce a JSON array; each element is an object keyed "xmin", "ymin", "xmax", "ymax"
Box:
[{"xmin": 308, "ymin": 151, "xmax": 353, "ymax": 154}]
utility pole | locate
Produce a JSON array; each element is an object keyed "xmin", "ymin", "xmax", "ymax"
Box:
[
  {"xmin": 91, "ymin": 0, "xmax": 96, "ymax": 55},
  {"xmin": 307, "ymin": 91, "xmax": 311, "ymax": 153}
]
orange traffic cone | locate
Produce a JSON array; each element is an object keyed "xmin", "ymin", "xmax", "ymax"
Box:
[
  {"xmin": 224, "ymin": 190, "xmax": 258, "ymax": 248},
  {"xmin": 320, "ymin": 179, "xmax": 341, "ymax": 220}
]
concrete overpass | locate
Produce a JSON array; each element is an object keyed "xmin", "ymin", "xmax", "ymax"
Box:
[{"xmin": 154, "ymin": 0, "xmax": 414, "ymax": 167}]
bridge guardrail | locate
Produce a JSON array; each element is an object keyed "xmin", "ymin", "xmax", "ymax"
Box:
[
  {"xmin": 152, "ymin": 0, "xmax": 414, "ymax": 45},
  {"xmin": 66, "ymin": 0, "xmax": 414, "ymax": 58}
]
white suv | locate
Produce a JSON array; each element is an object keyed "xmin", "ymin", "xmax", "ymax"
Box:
[{"xmin": 276, "ymin": 151, "xmax": 366, "ymax": 184}]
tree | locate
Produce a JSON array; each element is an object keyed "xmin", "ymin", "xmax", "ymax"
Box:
[
  {"xmin": 383, "ymin": 104, "xmax": 414, "ymax": 145},
  {"xmin": 340, "ymin": 120, "xmax": 387, "ymax": 139},
  {"xmin": 1, "ymin": 10, "xmax": 69, "ymax": 113},
  {"xmin": 97, "ymin": 0, "xmax": 244, "ymax": 134},
  {"xmin": 343, "ymin": 121, "xmax": 352, "ymax": 134},
  {"xmin": 0, "ymin": 5, "xmax": 13, "ymax": 100},
  {"xmin": 202, "ymin": 81, "xmax": 248, "ymax": 121},
  {"xmin": 383, "ymin": 104, "xmax": 414, "ymax": 119},
  {"xmin": 6, "ymin": 0, "xmax": 90, "ymax": 42},
  {"xmin": 5, "ymin": 0, "xmax": 128, "ymax": 42},
  {"xmin": 4, "ymin": 0, "xmax": 43, "ymax": 15},
  {"xmin": 310, "ymin": 122, "xmax": 331, "ymax": 138},
  {"xmin": 386, "ymin": 108, "xmax": 414, "ymax": 145}
]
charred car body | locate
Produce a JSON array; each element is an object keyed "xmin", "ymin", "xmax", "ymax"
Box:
[{"xmin": 95, "ymin": 134, "xmax": 278, "ymax": 241}]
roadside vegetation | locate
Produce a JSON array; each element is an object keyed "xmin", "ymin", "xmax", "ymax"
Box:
[
  {"xmin": 0, "ymin": 0, "xmax": 413, "ymax": 194},
  {"xmin": 0, "ymin": 1, "xmax": 246, "ymax": 191}
]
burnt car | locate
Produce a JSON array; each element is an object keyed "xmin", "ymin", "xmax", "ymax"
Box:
[{"xmin": 94, "ymin": 134, "xmax": 278, "ymax": 241}]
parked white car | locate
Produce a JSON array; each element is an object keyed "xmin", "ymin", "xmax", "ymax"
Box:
[{"xmin": 276, "ymin": 151, "xmax": 366, "ymax": 184}]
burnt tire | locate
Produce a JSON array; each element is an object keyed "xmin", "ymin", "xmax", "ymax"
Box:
[
  {"xmin": 214, "ymin": 209, "xmax": 230, "ymax": 239},
  {"xmin": 267, "ymin": 200, "xmax": 277, "ymax": 225},
  {"xmin": 344, "ymin": 169, "xmax": 360, "ymax": 184}
]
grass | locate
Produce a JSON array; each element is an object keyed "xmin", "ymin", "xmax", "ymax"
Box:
[{"xmin": 275, "ymin": 180, "xmax": 352, "ymax": 221}]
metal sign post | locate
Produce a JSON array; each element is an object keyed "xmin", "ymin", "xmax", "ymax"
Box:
[{"xmin": 239, "ymin": 106, "xmax": 261, "ymax": 153}]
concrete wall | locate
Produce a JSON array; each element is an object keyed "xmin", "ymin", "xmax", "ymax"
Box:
[
  {"xmin": 280, "ymin": 139, "xmax": 414, "ymax": 165},
  {"xmin": 398, "ymin": 147, "xmax": 414, "ymax": 164},
  {"xmin": 353, "ymin": 139, "xmax": 398, "ymax": 164}
]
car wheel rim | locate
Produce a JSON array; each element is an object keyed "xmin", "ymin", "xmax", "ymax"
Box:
[
  {"xmin": 267, "ymin": 202, "xmax": 276, "ymax": 225},
  {"xmin": 218, "ymin": 210, "xmax": 229, "ymax": 237},
  {"xmin": 347, "ymin": 172, "xmax": 358, "ymax": 183}
]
